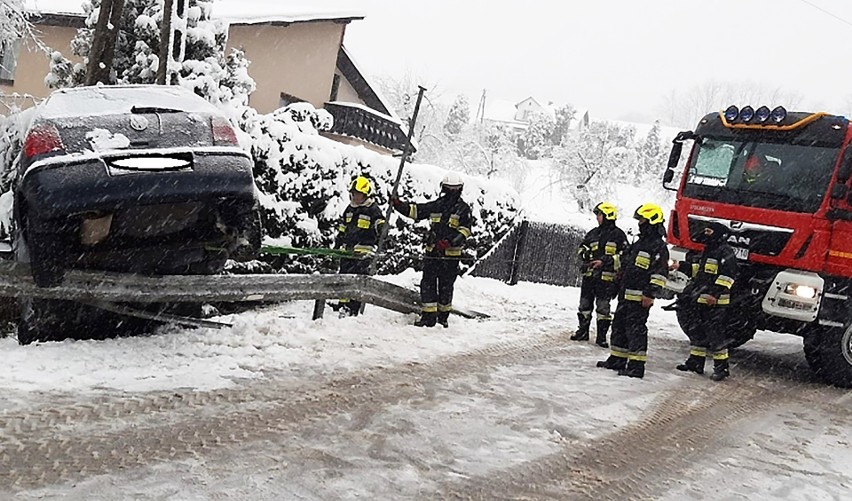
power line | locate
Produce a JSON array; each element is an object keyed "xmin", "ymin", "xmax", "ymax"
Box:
[{"xmin": 797, "ymin": 0, "xmax": 852, "ymax": 28}]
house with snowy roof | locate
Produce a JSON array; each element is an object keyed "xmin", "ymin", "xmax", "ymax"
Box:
[
  {"xmin": 1, "ymin": 0, "xmax": 408, "ymax": 154},
  {"xmin": 476, "ymin": 94, "xmax": 554, "ymax": 132}
]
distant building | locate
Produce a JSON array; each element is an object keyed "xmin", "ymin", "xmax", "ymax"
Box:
[{"xmin": 1, "ymin": 0, "xmax": 409, "ymax": 155}]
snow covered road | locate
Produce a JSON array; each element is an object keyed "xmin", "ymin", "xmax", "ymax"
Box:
[{"xmin": 1, "ymin": 273, "xmax": 850, "ymax": 499}]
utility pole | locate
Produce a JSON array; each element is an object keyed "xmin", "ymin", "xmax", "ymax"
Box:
[
  {"xmin": 85, "ymin": 0, "xmax": 126, "ymax": 85},
  {"xmin": 475, "ymin": 88, "xmax": 487, "ymax": 124}
]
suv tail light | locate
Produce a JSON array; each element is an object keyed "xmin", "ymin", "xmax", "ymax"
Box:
[
  {"xmin": 24, "ymin": 123, "xmax": 65, "ymax": 158},
  {"xmin": 211, "ymin": 117, "xmax": 239, "ymax": 146}
]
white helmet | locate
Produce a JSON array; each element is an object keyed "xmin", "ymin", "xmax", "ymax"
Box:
[{"xmin": 441, "ymin": 172, "xmax": 464, "ymax": 189}]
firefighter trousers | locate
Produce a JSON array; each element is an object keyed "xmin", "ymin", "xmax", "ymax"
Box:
[
  {"xmin": 420, "ymin": 256, "xmax": 459, "ymax": 324},
  {"xmin": 338, "ymin": 257, "xmax": 370, "ymax": 315},
  {"xmin": 577, "ymin": 278, "xmax": 616, "ymax": 335},
  {"xmin": 609, "ymin": 299, "xmax": 651, "ymax": 364},
  {"xmin": 684, "ymin": 304, "xmax": 730, "ymax": 361}
]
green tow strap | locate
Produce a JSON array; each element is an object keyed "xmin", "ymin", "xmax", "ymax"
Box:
[{"xmin": 259, "ymin": 245, "xmax": 355, "ymax": 258}]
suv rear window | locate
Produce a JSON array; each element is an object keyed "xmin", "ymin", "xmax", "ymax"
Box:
[{"xmin": 39, "ymin": 86, "xmax": 218, "ymax": 119}]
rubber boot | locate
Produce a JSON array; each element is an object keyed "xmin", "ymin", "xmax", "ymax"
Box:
[
  {"xmin": 414, "ymin": 311, "xmax": 437, "ymax": 327},
  {"xmin": 596, "ymin": 355, "xmax": 627, "ymax": 371},
  {"xmin": 676, "ymin": 354, "xmax": 705, "ymax": 375},
  {"xmin": 437, "ymin": 311, "xmax": 450, "ymax": 328},
  {"xmin": 710, "ymin": 359, "xmax": 730, "ymax": 381},
  {"xmin": 595, "ymin": 319, "xmax": 611, "ymax": 348},
  {"xmin": 571, "ymin": 312, "xmax": 591, "ymax": 341},
  {"xmin": 618, "ymin": 360, "xmax": 645, "ymax": 379}
]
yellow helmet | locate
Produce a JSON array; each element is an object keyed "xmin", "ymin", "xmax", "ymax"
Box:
[
  {"xmin": 633, "ymin": 203, "xmax": 664, "ymax": 225},
  {"xmin": 349, "ymin": 176, "xmax": 373, "ymax": 196},
  {"xmin": 594, "ymin": 201, "xmax": 618, "ymax": 221}
]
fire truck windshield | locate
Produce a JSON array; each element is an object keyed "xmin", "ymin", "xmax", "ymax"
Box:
[{"xmin": 683, "ymin": 137, "xmax": 839, "ymax": 213}]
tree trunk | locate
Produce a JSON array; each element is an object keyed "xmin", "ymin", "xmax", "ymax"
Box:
[
  {"xmin": 156, "ymin": 0, "xmax": 174, "ymax": 85},
  {"xmin": 85, "ymin": 0, "xmax": 126, "ymax": 86}
]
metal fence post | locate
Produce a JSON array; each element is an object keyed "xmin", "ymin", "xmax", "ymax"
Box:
[{"xmin": 509, "ymin": 220, "xmax": 529, "ymax": 286}]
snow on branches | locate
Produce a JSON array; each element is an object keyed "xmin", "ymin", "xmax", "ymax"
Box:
[{"xmin": 46, "ymin": 0, "xmax": 255, "ymax": 112}]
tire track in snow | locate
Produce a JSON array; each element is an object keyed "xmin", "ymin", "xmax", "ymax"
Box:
[
  {"xmin": 436, "ymin": 351, "xmax": 848, "ymax": 500},
  {"xmin": 0, "ymin": 331, "xmax": 573, "ymax": 490}
]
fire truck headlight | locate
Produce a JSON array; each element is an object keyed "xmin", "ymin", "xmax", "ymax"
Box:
[
  {"xmin": 771, "ymin": 106, "xmax": 787, "ymax": 123},
  {"xmin": 740, "ymin": 106, "xmax": 755, "ymax": 122},
  {"xmin": 724, "ymin": 105, "xmax": 739, "ymax": 121},
  {"xmin": 756, "ymin": 106, "xmax": 771, "ymax": 123},
  {"xmin": 785, "ymin": 283, "xmax": 817, "ymax": 299}
]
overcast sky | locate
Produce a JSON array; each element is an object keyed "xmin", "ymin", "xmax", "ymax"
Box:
[{"xmin": 344, "ymin": 0, "xmax": 852, "ymax": 124}]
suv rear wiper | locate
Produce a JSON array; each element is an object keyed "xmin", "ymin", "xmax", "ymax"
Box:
[{"xmin": 131, "ymin": 106, "xmax": 184, "ymax": 114}]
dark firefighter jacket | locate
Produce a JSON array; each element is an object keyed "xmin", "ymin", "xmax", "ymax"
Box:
[
  {"xmin": 578, "ymin": 221, "xmax": 629, "ymax": 283},
  {"xmin": 336, "ymin": 199, "xmax": 386, "ymax": 257},
  {"xmin": 395, "ymin": 192, "xmax": 473, "ymax": 257},
  {"xmin": 620, "ymin": 225, "xmax": 669, "ymax": 301},
  {"xmin": 681, "ymin": 240, "xmax": 738, "ymax": 307}
]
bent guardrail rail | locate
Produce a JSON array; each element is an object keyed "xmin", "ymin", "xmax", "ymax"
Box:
[{"xmin": 0, "ymin": 262, "xmax": 488, "ymax": 320}]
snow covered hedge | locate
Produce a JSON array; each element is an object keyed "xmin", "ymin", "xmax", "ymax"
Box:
[
  {"xmin": 0, "ymin": 102, "xmax": 520, "ymax": 275},
  {"xmin": 244, "ymin": 103, "xmax": 520, "ymax": 274}
]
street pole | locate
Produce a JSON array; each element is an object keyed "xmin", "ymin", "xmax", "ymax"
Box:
[{"xmin": 368, "ymin": 85, "xmax": 427, "ymax": 277}]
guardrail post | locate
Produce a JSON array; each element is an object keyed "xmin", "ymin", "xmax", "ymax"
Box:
[{"xmin": 312, "ymin": 299, "xmax": 325, "ymax": 320}]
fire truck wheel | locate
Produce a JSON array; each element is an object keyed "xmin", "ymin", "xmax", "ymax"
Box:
[
  {"xmin": 802, "ymin": 332, "xmax": 822, "ymax": 371},
  {"xmin": 808, "ymin": 325, "xmax": 852, "ymax": 388}
]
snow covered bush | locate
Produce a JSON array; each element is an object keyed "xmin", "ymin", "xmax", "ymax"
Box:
[{"xmin": 247, "ymin": 103, "xmax": 520, "ymax": 274}]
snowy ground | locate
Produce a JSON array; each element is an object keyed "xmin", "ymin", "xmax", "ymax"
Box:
[{"xmin": 1, "ymin": 272, "xmax": 850, "ymax": 499}]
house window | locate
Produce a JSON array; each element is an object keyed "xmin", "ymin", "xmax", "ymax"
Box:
[
  {"xmin": 0, "ymin": 40, "xmax": 21, "ymax": 84},
  {"xmin": 329, "ymin": 73, "xmax": 341, "ymax": 102},
  {"xmin": 279, "ymin": 91, "xmax": 306, "ymax": 108}
]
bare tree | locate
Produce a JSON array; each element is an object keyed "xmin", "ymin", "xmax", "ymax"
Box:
[{"xmin": 657, "ymin": 79, "xmax": 804, "ymax": 128}]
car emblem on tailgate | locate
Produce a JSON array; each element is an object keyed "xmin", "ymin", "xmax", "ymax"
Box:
[{"xmin": 130, "ymin": 115, "xmax": 149, "ymax": 131}]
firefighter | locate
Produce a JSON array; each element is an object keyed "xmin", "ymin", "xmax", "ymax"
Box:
[
  {"xmin": 675, "ymin": 221, "xmax": 738, "ymax": 381},
  {"xmin": 391, "ymin": 172, "xmax": 473, "ymax": 328},
  {"xmin": 334, "ymin": 176, "xmax": 386, "ymax": 316},
  {"xmin": 571, "ymin": 201, "xmax": 628, "ymax": 347},
  {"xmin": 596, "ymin": 203, "xmax": 669, "ymax": 379}
]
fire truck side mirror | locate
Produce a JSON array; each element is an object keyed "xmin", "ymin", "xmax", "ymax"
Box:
[
  {"xmin": 667, "ymin": 143, "xmax": 682, "ymax": 170},
  {"xmin": 837, "ymin": 148, "xmax": 852, "ymax": 183}
]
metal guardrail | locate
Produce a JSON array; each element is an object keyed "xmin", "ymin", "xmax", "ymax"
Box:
[{"xmin": 0, "ymin": 261, "xmax": 487, "ymax": 320}]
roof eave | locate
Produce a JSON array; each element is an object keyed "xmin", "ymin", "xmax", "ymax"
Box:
[{"xmin": 30, "ymin": 13, "xmax": 86, "ymax": 28}]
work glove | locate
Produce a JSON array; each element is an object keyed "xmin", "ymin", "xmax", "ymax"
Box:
[{"xmin": 435, "ymin": 239, "xmax": 450, "ymax": 251}]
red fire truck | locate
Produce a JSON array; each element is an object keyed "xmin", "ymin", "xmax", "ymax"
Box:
[{"xmin": 663, "ymin": 104, "xmax": 852, "ymax": 387}]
